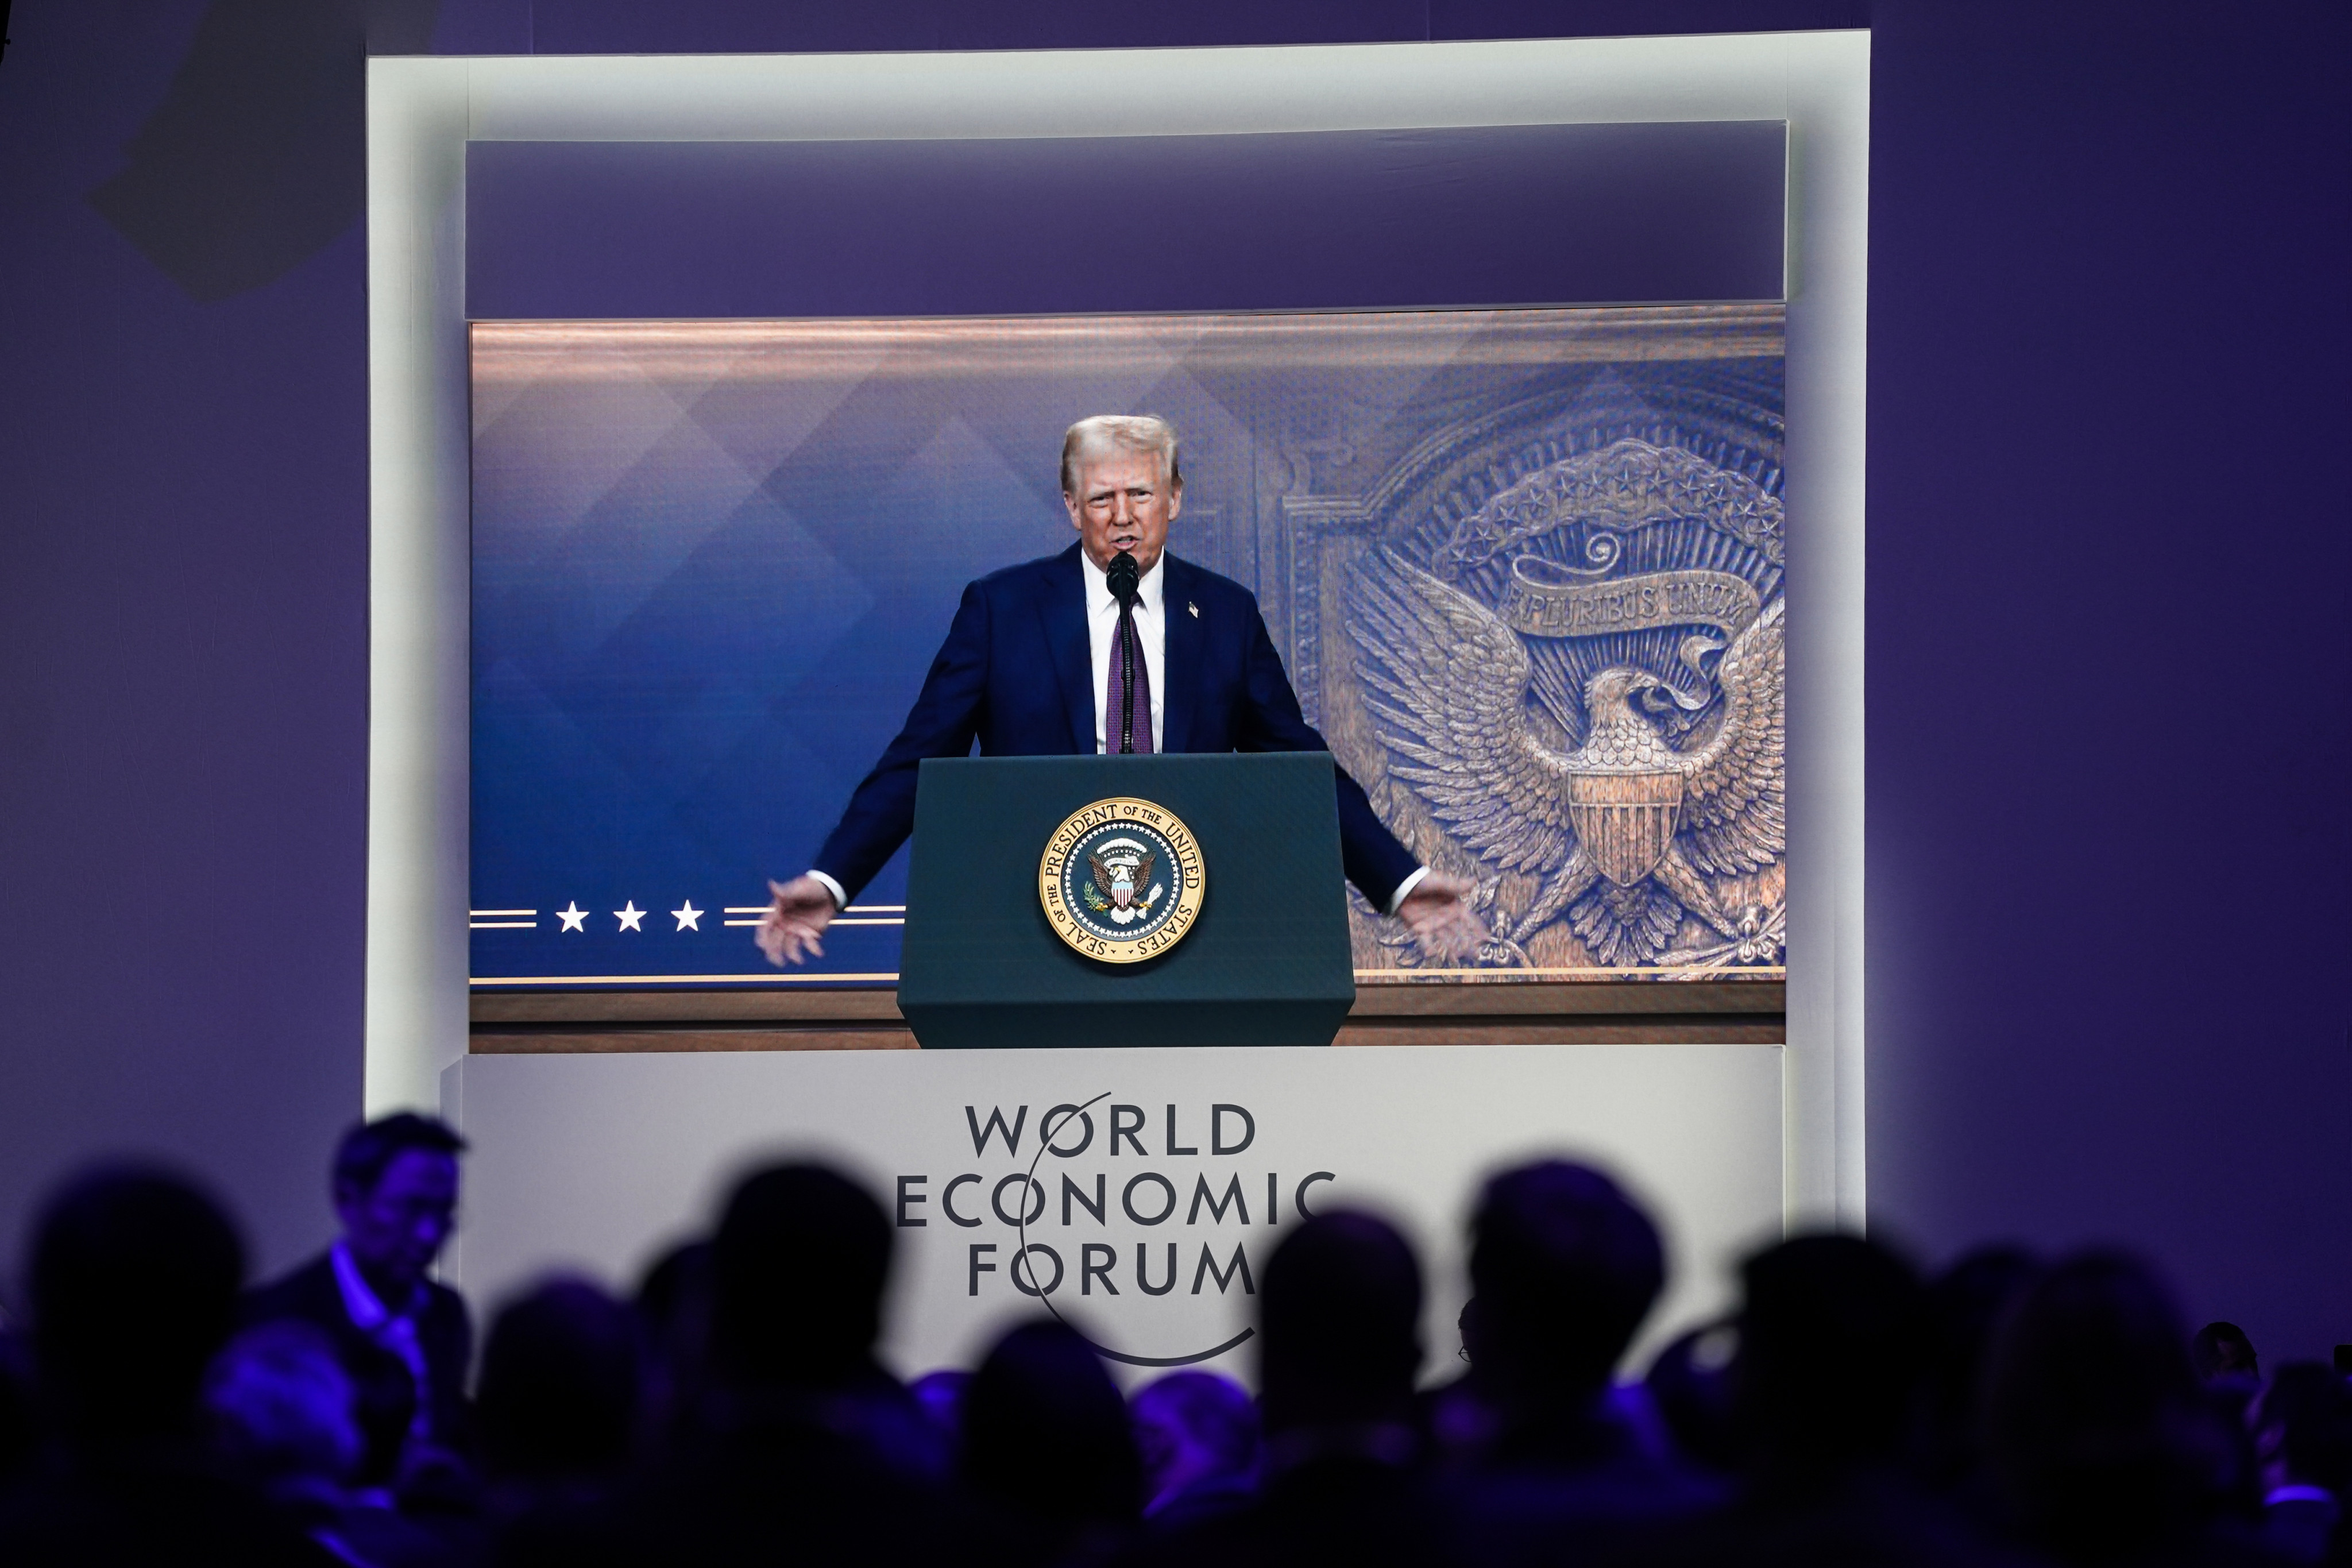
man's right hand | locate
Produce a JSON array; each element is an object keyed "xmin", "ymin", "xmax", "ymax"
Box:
[{"xmin": 758, "ymin": 875, "xmax": 839, "ymax": 967}]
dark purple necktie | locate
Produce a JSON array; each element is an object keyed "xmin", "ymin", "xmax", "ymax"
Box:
[{"xmin": 1105, "ymin": 599, "xmax": 1153, "ymax": 754}]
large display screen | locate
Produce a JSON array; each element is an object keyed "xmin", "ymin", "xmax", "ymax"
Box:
[{"xmin": 469, "ymin": 306, "xmax": 1785, "ymax": 987}]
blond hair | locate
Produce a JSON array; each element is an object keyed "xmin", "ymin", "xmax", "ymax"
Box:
[{"xmin": 1060, "ymin": 414, "xmax": 1182, "ymax": 497}]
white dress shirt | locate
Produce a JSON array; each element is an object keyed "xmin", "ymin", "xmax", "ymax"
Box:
[
  {"xmin": 808, "ymin": 550, "xmax": 1430, "ymax": 915},
  {"xmin": 1082, "ymin": 549, "xmax": 1165, "ymax": 754},
  {"xmin": 330, "ymin": 1240, "xmax": 432, "ymax": 1445}
]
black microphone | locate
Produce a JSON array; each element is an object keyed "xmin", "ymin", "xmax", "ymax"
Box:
[{"xmin": 1107, "ymin": 550, "xmax": 1140, "ymax": 607}]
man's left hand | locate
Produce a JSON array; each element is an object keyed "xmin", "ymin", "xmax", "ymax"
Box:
[{"xmin": 1397, "ymin": 872, "xmax": 1485, "ymax": 963}]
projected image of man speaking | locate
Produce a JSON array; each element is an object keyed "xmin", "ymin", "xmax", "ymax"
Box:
[{"xmin": 758, "ymin": 414, "xmax": 1482, "ymax": 968}]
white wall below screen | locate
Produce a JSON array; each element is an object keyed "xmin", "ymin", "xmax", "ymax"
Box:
[{"xmin": 442, "ymin": 1041, "xmax": 1783, "ymax": 1388}]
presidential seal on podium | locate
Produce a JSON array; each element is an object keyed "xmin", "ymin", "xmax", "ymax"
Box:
[{"xmin": 1038, "ymin": 797, "xmax": 1206, "ymax": 964}]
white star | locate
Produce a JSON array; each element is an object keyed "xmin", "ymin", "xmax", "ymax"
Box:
[
  {"xmin": 672, "ymin": 901, "xmax": 703, "ymax": 932},
  {"xmin": 557, "ymin": 902, "xmax": 587, "ymax": 932},
  {"xmin": 615, "ymin": 902, "xmax": 644, "ymax": 932}
]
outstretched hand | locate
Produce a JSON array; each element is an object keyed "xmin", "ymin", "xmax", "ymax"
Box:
[
  {"xmin": 1396, "ymin": 872, "xmax": 1485, "ymax": 964},
  {"xmin": 758, "ymin": 875, "xmax": 839, "ymax": 967}
]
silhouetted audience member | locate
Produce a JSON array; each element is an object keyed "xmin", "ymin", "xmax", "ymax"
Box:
[
  {"xmin": 702, "ymin": 1163, "xmax": 944, "ymax": 1478},
  {"xmin": 1443, "ymin": 1162, "xmax": 1723, "ymax": 1565},
  {"xmin": 17, "ymin": 1136, "xmax": 2343, "ymax": 1568},
  {"xmin": 477, "ymin": 1278, "xmax": 644, "ymax": 1539},
  {"xmin": 505, "ymin": 1163, "xmax": 958, "ymax": 1568},
  {"xmin": 1984, "ymin": 1251, "xmax": 2262, "ymax": 1566},
  {"xmin": 2249, "ymin": 1362, "xmax": 2352, "ymax": 1563},
  {"xmin": 244, "ymin": 1114, "xmax": 473, "ymax": 1494},
  {"xmin": 0, "ymin": 1165, "xmax": 328, "ymax": 1565},
  {"xmin": 207, "ymin": 1320, "xmax": 447, "ymax": 1567},
  {"xmin": 208, "ymin": 1324, "xmax": 362, "ymax": 1497},
  {"xmin": 963, "ymin": 1321, "xmax": 1140, "ymax": 1562},
  {"xmin": 1667, "ymin": 1233, "xmax": 2013, "ymax": 1567},
  {"xmin": 1131, "ymin": 1369, "xmax": 1257, "ymax": 1526},
  {"xmin": 631, "ymin": 1239, "xmax": 711, "ymax": 1447},
  {"xmin": 1739, "ymin": 1237, "xmax": 1923, "ymax": 1477},
  {"xmin": 2195, "ymin": 1322, "xmax": 2262, "ymax": 1382},
  {"xmin": 2193, "ymin": 1321, "xmax": 2266, "ymax": 1424},
  {"xmin": 1915, "ymin": 1246, "xmax": 2044, "ymax": 1494},
  {"xmin": 1470, "ymin": 1165, "xmax": 1661, "ymax": 1452},
  {"xmin": 1131, "ymin": 1211, "xmax": 1440, "ymax": 1568},
  {"xmin": 1644, "ymin": 1322, "xmax": 1739, "ymax": 1476}
]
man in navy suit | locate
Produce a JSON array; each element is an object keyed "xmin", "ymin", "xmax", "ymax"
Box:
[{"xmin": 759, "ymin": 414, "xmax": 1479, "ymax": 966}]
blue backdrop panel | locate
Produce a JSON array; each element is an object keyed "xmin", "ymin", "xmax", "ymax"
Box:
[{"xmin": 468, "ymin": 308, "xmax": 1784, "ymax": 986}]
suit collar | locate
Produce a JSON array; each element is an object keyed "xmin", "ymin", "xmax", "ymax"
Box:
[
  {"xmin": 331, "ymin": 1239, "xmax": 423, "ymax": 1327},
  {"xmin": 1042, "ymin": 546, "xmax": 1204, "ymax": 754},
  {"xmin": 1079, "ymin": 546, "xmax": 1167, "ymax": 618},
  {"xmin": 1039, "ymin": 543, "xmax": 1093, "ymax": 754}
]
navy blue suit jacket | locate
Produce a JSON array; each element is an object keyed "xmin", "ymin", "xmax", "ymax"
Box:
[{"xmin": 813, "ymin": 543, "xmax": 1419, "ymax": 910}]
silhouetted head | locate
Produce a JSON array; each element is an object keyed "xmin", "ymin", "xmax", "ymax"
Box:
[
  {"xmin": 1983, "ymin": 1250, "xmax": 2237, "ymax": 1559},
  {"xmin": 1454, "ymin": 1296, "xmax": 1489, "ymax": 1372},
  {"xmin": 636, "ymin": 1241, "xmax": 711, "ymax": 1344},
  {"xmin": 30, "ymin": 1164, "xmax": 245, "ymax": 1442},
  {"xmin": 625, "ymin": 1240, "xmax": 713, "ymax": 1453},
  {"xmin": 1259, "ymin": 1211, "xmax": 1422, "ymax": 1431},
  {"xmin": 1131, "ymin": 1370, "xmax": 1258, "ymax": 1514},
  {"xmin": 206, "ymin": 1320, "xmax": 361, "ymax": 1493},
  {"xmin": 479, "ymin": 1277, "xmax": 644, "ymax": 1480},
  {"xmin": 331, "ymin": 1113, "xmax": 465, "ymax": 1303},
  {"xmin": 710, "ymin": 1164, "xmax": 890, "ymax": 1387},
  {"xmin": 1916, "ymin": 1245, "xmax": 2043, "ymax": 1485},
  {"xmin": 962, "ymin": 1320, "xmax": 1140, "ymax": 1526},
  {"xmin": 2190, "ymin": 1322, "xmax": 2264, "ymax": 1429},
  {"xmin": 1469, "ymin": 1161, "xmax": 1663, "ymax": 1412},
  {"xmin": 1644, "ymin": 1322, "xmax": 1740, "ymax": 1473},
  {"xmin": 1736, "ymin": 1233, "xmax": 1924, "ymax": 1474},
  {"xmin": 2189, "ymin": 1321, "xmax": 2259, "ymax": 1382},
  {"xmin": 634, "ymin": 1238, "xmax": 713, "ymax": 1424}
]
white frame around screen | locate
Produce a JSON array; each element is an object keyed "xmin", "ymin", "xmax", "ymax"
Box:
[{"xmin": 365, "ymin": 33, "xmax": 1870, "ymax": 1227}]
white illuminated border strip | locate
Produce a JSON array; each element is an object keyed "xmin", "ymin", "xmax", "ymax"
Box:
[
  {"xmin": 719, "ymin": 905, "xmax": 907, "ymax": 928},
  {"xmin": 368, "ymin": 34, "xmax": 1868, "ymax": 1227}
]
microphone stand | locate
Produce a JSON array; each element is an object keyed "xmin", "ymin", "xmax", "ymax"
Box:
[{"xmin": 1109, "ymin": 550, "xmax": 1140, "ymax": 754}]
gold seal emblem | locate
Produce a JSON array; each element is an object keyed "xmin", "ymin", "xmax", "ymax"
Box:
[{"xmin": 1038, "ymin": 797, "xmax": 1206, "ymax": 964}]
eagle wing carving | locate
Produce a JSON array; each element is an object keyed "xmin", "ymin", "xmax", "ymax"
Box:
[
  {"xmin": 1087, "ymin": 851, "xmax": 1114, "ymax": 890},
  {"xmin": 1673, "ymin": 596, "xmax": 1785, "ymax": 875},
  {"xmin": 1134, "ymin": 848, "xmax": 1157, "ymax": 891},
  {"xmin": 1349, "ymin": 551, "xmax": 1574, "ymax": 875}
]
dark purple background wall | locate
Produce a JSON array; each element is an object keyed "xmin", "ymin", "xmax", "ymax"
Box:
[
  {"xmin": 464, "ymin": 123, "xmax": 1787, "ymax": 318},
  {"xmin": 0, "ymin": 1, "xmax": 373, "ymax": 1295},
  {"xmin": 2, "ymin": 0, "xmax": 2346, "ymax": 1360}
]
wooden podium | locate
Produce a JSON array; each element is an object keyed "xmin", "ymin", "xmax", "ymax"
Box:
[{"xmin": 895, "ymin": 752, "xmax": 1355, "ymax": 1049}]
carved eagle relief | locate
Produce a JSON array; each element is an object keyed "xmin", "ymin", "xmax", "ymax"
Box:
[{"xmin": 1349, "ymin": 549, "xmax": 1785, "ymax": 969}]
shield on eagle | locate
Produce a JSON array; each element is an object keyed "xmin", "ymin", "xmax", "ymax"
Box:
[{"xmin": 1565, "ymin": 770, "xmax": 1686, "ymax": 889}]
